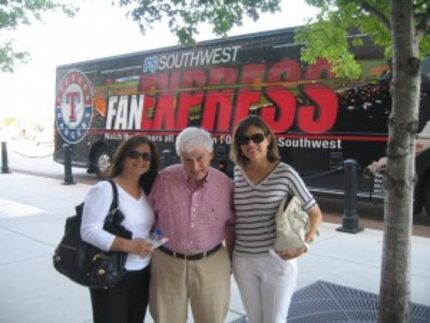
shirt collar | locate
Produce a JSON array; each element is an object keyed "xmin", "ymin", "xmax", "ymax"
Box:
[{"xmin": 181, "ymin": 167, "xmax": 212, "ymax": 187}]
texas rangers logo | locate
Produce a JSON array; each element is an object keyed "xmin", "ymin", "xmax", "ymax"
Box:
[{"xmin": 55, "ymin": 70, "xmax": 93, "ymax": 144}]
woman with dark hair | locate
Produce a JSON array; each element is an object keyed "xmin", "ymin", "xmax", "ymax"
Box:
[
  {"xmin": 81, "ymin": 135, "xmax": 160, "ymax": 323},
  {"xmin": 230, "ymin": 116, "xmax": 322, "ymax": 323}
]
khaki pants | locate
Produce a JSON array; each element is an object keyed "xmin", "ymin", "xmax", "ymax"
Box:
[{"xmin": 149, "ymin": 246, "xmax": 231, "ymax": 323}]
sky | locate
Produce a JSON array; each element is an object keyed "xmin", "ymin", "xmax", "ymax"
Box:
[{"xmin": 0, "ymin": 0, "xmax": 317, "ymax": 125}]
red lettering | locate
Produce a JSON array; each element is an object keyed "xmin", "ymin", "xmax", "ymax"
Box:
[
  {"xmin": 139, "ymin": 74, "xmax": 157, "ymax": 130},
  {"xmin": 66, "ymin": 92, "xmax": 80, "ymax": 122},
  {"xmin": 297, "ymin": 85, "xmax": 338, "ymax": 133},
  {"xmin": 153, "ymin": 72, "xmax": 180, "ymax": 130},
  {"xmin": 305, "ymin": 58, "xmax": 335, "ymax": 80},
  {"xmin": 137, "ymin": 58, "xmax": 338, "ymax": 134},
  {"xmin": 233, "ymin": 64, "xmax": 265, "ymax": 125},
  {"xmin": 269, "ymin": 59, "xmax": 301, "ymax": 81},
  {"xmin": 261, "ymin": 89, "xmax": 296, "ymax": 132},
  {"xmin": 176, "ymin": 70, "xmax": 206, "ymax": 129},
  {"xmin": 202, "ymin": 67, "xmax": 237, "ymax": 131},
  {"xmin": 261, "ymin": 60, "xmax": 300, "ymax": 132}
]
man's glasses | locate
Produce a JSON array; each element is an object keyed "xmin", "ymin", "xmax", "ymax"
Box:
[
  {"xmin": 127, "ymin": 150, "xmax": 152, "ymax": 161},
  {"xmin": 237, "ymin": 133, "xmax": 266, "ymax": 145}
]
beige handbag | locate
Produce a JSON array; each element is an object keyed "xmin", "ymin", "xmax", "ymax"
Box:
[{"xmin": 273, "ymin": 196, "xmax": 311, "ymax": 251}]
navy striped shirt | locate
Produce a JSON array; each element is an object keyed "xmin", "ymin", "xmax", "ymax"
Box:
[{"xmin": 233, "ymin": 162, "xmax": 316, "ymax": 256}]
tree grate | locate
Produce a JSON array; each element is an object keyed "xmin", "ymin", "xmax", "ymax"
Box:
[{"xmin": 229, "ymin": 280, "xmax": 430, "ymax": 323}]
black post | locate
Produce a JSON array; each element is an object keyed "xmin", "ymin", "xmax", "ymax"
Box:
[
  {"xmin": 63, "ymin": 144, "xmax": 75, "ymax": 185},
  {"xmin": 1, "ymin": 142, "xmax": 10, "ymax": 174},
  {"xmin": 337, "ymin": 159, "xmax": 364, "ymax": 233}
]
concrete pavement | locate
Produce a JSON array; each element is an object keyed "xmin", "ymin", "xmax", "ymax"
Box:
[{"xmin": 0, "ymin": 171, "xmax": 429, "ymax": 323}]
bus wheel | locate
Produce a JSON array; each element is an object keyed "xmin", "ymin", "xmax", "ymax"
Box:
[{"xmin": 94, "ymin": 147, "xmax": 112, "ymax": 178}]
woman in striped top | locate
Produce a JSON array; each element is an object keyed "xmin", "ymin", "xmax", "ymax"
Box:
[{"xmin": 230, "ymin": 116, "xmax": 323, "ymax": 323}]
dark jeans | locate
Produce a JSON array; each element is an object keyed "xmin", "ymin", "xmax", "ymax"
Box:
[{"xmin": 89, "ymin": 266, "xmax": 150, "ymax": 323}]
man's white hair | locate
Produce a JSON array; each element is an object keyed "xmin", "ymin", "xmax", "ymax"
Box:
[{"xmin": 175, "ymin": 127, "xmax": 213, "ymax": 156}]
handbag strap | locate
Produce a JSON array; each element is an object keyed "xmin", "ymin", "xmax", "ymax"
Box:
[
  {"xmin": 102, "ymin": 179, "xmax": 131, "ymax": 238},
  {"xmin": 283, "ymin": 194, "xmax": 292, "ymax": 211},
  {"xmin": 106, "ymin": 179, "xmax": 119, "ymax": 211}
]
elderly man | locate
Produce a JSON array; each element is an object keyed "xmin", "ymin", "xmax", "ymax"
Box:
[{"xmin": 148, "ymin": 127, "xmax": 234, "ymax": 323}]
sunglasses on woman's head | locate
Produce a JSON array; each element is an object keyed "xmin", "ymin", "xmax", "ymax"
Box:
[
  {"xmin": 127, "ymin": 150, "xmax": 152, "ymax": 161},
  {"xmin": 237, "ymin": 133, "xmax": 266, "ymax": 145}
]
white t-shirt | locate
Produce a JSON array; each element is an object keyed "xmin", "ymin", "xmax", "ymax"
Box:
[{"xmin": 81, "ymin": 181, "xmax": 155, "ymax": 270}]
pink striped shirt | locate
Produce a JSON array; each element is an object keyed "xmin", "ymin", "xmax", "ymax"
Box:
[{"xmin": 149, "ymin": 164, "xmax": 234, "ymax": 253}]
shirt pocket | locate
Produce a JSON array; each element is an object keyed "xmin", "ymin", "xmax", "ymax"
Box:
[{"xmin": 200, "ymin": 201, "xmax": 217, "ymax": 220}]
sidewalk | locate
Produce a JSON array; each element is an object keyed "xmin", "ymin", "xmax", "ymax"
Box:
[{"xmin": 0, "ymin": 172, "xmax": 429, "ymax": 323}]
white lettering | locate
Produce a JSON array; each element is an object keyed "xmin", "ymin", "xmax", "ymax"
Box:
[
  {"xmin": 199, "ymin": 48, "xmax": 214, "ymax": 65},
  {"xmin": 166, "ymin": 55, "xmax": 176, "ymax": 69},
  {"xmin": 276, "ymin": 138, "xmax": 342, "ymax": 150},
  {"xmin": 106, "ymin": 97, "xmax": 118, "ymax": 129},
  {"xmin": 190, "ymin": 50, "xmax": 200, "ymax": 66},
  {"xmin": 221, "ymin": 47, "xmax": 231, "ymax": 63},
  {"xmin": 231, "ymin": 45, "xmax": 240, "ymax": 61},
  {"xmin": 128, "ymin": 95, "xmax": 144, "ymax": 129},
  {"xmin": 148, "ymin": 46, "xmax": 242, "ymax": 72},
  {"xmin": 224, "ymin": 135, "xmax": 232, "ymax": 144},
  {"xmin": 175, "ymin": 53, "xmax": 183, "ymax": 68},
  {"xmin": 158, "ymin": 55, "xmax": 167, "ymax": 70},
  {"xmin": 182, "ymin": 52, "xmax": 192, "ymax": 67},
  {"xmin": 212, "ymin": 48, "xmax": 222, "ymax": 64},
  {"xmin": 311, "ymin": 140, "xmax": 321, "ymax": 148},
  {"xmin": 114, "ymin": 96, "xmax": 129, "ymax": 129}
]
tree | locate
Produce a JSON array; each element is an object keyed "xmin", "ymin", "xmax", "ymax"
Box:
[
  {"xmin": 117, "ymin": 0, "xmax": 429, "ymax": 322},
  {"xmin": 0, "ymin": 1, "xmax": 76, "ymax": 72},
  {"xmin": 116, "ymin": 0, "xmax": 281, "ymax": 44},
  {"xmin": 297, "ymin": 2, "xmax": 429, "ymax": 322}
]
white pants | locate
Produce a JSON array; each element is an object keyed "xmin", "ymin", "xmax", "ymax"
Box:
[{"xmin": 233, "ymin": 253, "xmax": 298, "ymax": 323}]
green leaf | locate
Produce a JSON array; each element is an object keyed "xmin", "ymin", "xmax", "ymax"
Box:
[{"xmin": 0, "ymin": 0, "xmax": 77, "ymax": 73}]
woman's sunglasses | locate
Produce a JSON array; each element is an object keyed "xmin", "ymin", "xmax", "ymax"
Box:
[
  {"xmin": 127, "ymin": 150, "xmax": 152, "ymax": 161},
  {"xmin": 237, "ymin": 133, "xmax": 266, "ymax": 145}
]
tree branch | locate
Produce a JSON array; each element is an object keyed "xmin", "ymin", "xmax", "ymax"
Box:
[
  {"xmin": 413, "ymin": 0, "xmax": 427, "ymax": 10},
  {"xmin": 416, "ymin": 9, "xmax": 430, "ymax": 39},
  {"xmin": 358, "ymin": 0, "xmax": 391, "ymax": 30}
]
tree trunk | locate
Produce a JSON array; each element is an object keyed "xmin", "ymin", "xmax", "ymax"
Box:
[{"xmin": 378, "ymin": 1, "xmax": 420, "ymax": 322}]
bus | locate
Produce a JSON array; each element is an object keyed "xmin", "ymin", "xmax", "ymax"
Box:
[{"xmin": 53, "ymin": 26, "xmax": 430, "ymax": 216}]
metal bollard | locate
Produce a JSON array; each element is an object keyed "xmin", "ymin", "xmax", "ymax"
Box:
[
  {"xmin": 62, "ymin": 144, "xmax": 75, "ymax": 185},
  {"xmin": 337, "ymin": 159, "xmax": 364, "ymax": 233},
  {"xmin": 1, "ymin": 142, "xmax": 10, "ymax": 174}
]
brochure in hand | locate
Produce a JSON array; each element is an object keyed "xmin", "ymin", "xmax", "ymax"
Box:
[{"xmin": 149, "ymin": 228, "xmax": 169, "ymax": 249}]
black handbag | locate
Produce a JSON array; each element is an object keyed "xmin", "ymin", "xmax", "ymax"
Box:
[{"xmin": 53, "ymin": 180, "xmax": 132, "ymax": 288}]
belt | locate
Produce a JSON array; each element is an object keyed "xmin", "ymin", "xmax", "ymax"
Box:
[{"xmin": 158, "ymin": 244, "xmax": 222, "ymax": 261}]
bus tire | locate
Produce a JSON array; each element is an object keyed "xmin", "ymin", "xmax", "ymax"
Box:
[{"xmin": 94, "ymin": 146, "xmax": 112, "ymax": 178}]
